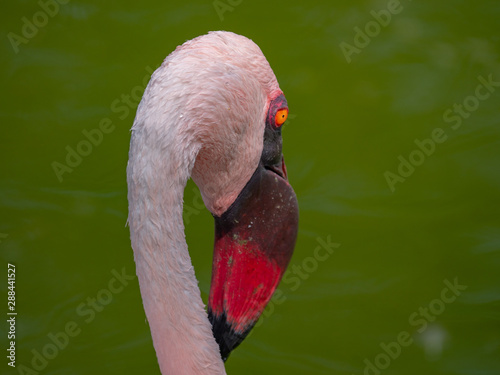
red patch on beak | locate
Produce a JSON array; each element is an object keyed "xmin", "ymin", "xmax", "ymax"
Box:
[
  {"xmin": 208, "ymin": 161, "xmax": 298, "ymax": 361},
  {"xmin": 209, "ymin": 235, "xmax": 282, "ymax": 332}
]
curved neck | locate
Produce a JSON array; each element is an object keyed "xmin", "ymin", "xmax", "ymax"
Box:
[{"xmin": 127, "ymin": 126, "xmax": 226, "ymax": 375}]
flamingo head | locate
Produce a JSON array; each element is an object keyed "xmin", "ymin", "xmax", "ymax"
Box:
[{"xmin": 139, "ymin": 31, "xmax": 299, "ymax": 362}]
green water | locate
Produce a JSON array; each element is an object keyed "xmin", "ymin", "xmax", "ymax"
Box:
[{"xmin": 1, "ymin": 1, "xmax": 499, "ymax": 374}]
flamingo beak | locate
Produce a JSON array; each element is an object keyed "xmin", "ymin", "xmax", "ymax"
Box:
[{"xmin": 207, "ymin": 155, "xmax": 299, "ymax": 361}]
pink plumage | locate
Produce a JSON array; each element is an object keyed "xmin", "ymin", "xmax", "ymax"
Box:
[{"xmin": 127, "ymin": 31, "xmax": 298, "ymax": 374}]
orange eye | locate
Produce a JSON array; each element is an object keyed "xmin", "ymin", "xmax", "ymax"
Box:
[{"xmin": 275, "ymin": 108, "xmax": 288, "ymax": 127}]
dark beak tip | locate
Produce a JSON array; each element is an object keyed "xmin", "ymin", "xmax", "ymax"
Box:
[{"xmin": 208, "ymin": 309, "xmax": 253, "ymax": 362}]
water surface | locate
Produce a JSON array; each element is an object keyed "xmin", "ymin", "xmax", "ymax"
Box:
[{"xmin": 1, "ymin": 1, "xmax": 499, "ymax": 374}]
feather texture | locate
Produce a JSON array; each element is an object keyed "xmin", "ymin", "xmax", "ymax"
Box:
[{"xmin": 127, "ymin": 31, "xmax": 283, "ymax": 374}]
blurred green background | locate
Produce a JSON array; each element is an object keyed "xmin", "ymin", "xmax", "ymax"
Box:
[{"xmin": 1, "ymin": 0, "xmax": 499, "ymax": 374}]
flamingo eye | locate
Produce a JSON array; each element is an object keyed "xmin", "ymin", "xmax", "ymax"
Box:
[{"xmin": 275, "ymin": 108, "xmax": 288, "ymax": 127}]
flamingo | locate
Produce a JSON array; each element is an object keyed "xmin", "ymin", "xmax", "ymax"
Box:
[{"xmin": 127, "ymin": 31, "xmax": 299, "ymax": 374}]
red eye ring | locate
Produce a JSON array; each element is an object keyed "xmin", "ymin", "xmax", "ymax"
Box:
[{"xmin": 275, "ymin": 108, "xmax": 288, "ymax": 127}]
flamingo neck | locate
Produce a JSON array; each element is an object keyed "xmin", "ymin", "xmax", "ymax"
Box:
[{"xmin": 127, "ymin": 126, "xmax": 226, "ymax": 375}]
